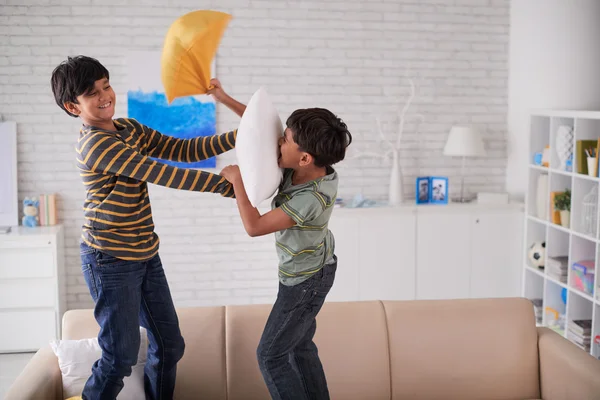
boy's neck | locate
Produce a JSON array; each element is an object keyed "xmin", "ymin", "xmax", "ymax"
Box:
[
  {"xmin": 291, "ymin": 166, "xmax": 328, "ymax": 185},
  {"xmin": 83, "ymin": 118, "xmax": 117, "ymax": 132}
]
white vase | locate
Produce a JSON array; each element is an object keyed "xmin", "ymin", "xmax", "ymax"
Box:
[
  {"xmin": 389, "ymin": 150, "xmax": 403, "ymax": 206},
  {"xmin": 560, "ymin": 210, "xmax": 570, "ymax": 228}
]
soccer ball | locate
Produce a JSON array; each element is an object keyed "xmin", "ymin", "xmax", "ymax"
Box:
[{"xmin": 528, "ymin": 241, "xmax": 546, "ymax": 268}]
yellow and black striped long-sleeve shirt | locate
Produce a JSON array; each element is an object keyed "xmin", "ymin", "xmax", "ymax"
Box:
[{"xmin": 76, "ymin": 118, "xmax": 236, "ymax": 261}]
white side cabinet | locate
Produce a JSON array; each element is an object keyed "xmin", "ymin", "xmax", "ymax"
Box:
[
  {"xmin": 328, "ymin": 204, "xmax": 524, "ymax": 302},
  {"xmin": 328, "ymin": 207, "xmax": 416, "ymax": 302},
  {"xmin": 416, "ymin": 209, "xmax": 471, "ymax": 300},
  {"xmin": 0, "ymin": 225, "xmax": 65, "ymax": 353}
]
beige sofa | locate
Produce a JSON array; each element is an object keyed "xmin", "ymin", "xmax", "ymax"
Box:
[{"xmin": 6, "ymin": 297, "xmax": 600, "ymax": 399}]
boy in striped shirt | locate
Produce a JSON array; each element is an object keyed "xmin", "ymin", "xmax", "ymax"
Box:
[{"xmin": 51, "ymin": 55, "xmax": 243, "ymax": 400}]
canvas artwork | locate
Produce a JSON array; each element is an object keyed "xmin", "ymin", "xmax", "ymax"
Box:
[
  {"xmin": 0, "ymin": 121, "xmax": 18, "ymax": 226},
  {"xmin": 127, "ymin": 51, "xmax": 217, "ymax": 168}
]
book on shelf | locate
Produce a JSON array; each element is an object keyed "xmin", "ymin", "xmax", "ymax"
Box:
[
  {"xmin": 547, "ymin": 256, "xmax": 568, "ymax": 269},
  {"xmin": 567, "ymin": 330, "xmax": 591, "ymax": 344},
  {"xmin": 570, "ymin": 319, "xmax": 592, "ymax": 336},
  {"xmin": 547, "ymin": 256, "xmax": 568, "ymax": 278},
  {"xmin": 567, "ymin": 320, "xmax": 592, "ymax": 352},
  {"xmin": 548, "ymin": 273, "xmax": 567, "ymax": 283},
  {"xmin": 568, "ymin": 338, "xmax": 591, "ymax": 352},
  {"xmin": 545, "ymin": 256, "xmax": 569, "ymax": 283},
  {"xmin": 39, "ymin": 194, "xmax": 58, "ymax": 226}
]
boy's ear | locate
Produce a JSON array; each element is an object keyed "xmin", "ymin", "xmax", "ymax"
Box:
[
  {"xmin": 299, "ymin": 152, "xmax": 313, "ymax": 167},
  {"xmin": 64, "ymin": 101, "xmax": 81, "ymax": 116}
]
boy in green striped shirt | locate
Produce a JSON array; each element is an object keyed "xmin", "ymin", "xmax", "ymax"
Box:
[{"xmin": 213, "ymin": 80, "xmax": 352, "ymax": 400}]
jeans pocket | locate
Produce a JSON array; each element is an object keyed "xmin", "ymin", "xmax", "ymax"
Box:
[
  {"xmin": 82, "ymin": 264, "xmax": 98, "ymax": 301},
  {"xmin": 95, "ymin": 250, "xmax": 128, "ymax": 268},
  {"xmin": 297, "ymin": 288, "xmax": 328, "ymax": 323}
]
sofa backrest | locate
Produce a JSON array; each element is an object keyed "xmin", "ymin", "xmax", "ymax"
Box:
[
  {"xmin": 62, "ymin": 297, "xmax": 540, "ymax": 399},
  {"xmin": 225, "ymin": 301, "xmax": 391, "ymax": 400},
  {"xmin": 383, "ymin": 297, "xmax": 540, "ymax": 400},
  {"xmin": 63, "ymin": 307, "xmax": 229, "ymax": 399}
]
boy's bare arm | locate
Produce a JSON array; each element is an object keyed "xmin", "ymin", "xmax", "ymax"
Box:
[
  {"xmin": 78, "ymin": 131, "xmax": 234, "ymax": 197},
  {"xmin": 207, "ymin": 78, "xmax": 247, "ymax": 118},
  {"xmin": 220, "ymin": 165, "xmax": 295, "ymax": 237}
]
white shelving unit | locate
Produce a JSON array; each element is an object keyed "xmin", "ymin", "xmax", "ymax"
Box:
[{"xmin": 523, "ymin": 110, "xmax": 600, "ymax": 358}]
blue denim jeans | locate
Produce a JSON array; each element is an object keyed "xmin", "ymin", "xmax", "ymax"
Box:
[
  {"xmin": 80, "ymin": 242, "xmax": 185, "ymax": 400},
  {"xmin": 257, "ymin": 257, "xmax": 337, "ymax": 400}
]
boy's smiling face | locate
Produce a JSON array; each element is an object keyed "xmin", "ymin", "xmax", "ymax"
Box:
[{"xmin": 65, "ymin": 77, "xmax": 116, "ymax": 128}]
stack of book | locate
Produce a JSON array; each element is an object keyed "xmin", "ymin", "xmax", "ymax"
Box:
[
  {"xmin": 39, "ymin": 193, "xmax": 58, "ymax": 226},
  {"xmin": 531, "ymin": 298, "xmax": 543, "ymax": 325},
  {"xmin": 567, "ymin": 319, "xmax": 592, "ymax": 352},
  {"xmin": 547, "ymin": 256, "xmax": 568, "ymax": 283}
]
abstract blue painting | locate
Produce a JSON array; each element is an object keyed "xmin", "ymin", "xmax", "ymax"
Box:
[
  {"xmin": 127, "ymin": 90, "xmax": 216, "ymax": 168},
  {"xmin": 127, "ymin": 51, "xmax": 217, "ymax": 169}
]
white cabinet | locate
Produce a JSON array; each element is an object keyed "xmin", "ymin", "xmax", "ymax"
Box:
[
  {"xmin": 358, "ymin": 209, "xmax": 416, "ymax": 301},
  {"xmin": 416, "ymin": 210, "xmax": 471, "ymax": 300},
  {"xmin": 327, "ymin": 215, "xmax": 360, "ymax": 302},
  {"xmin": 328, "ymin": 208, "xmax": 416, "ymax": 302},
  {"xmin": 470, "ymin": 210, "xmax": 523, "ymax": 299},
  {"xmin": 0, "ymin": 226, "xmax": 65, "ymax": 353},
  {"xmin": 329, "ymin": 204, "xmax": 524, "ymax": 302}
]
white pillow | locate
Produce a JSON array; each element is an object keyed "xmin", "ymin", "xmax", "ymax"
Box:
[
  {"xmin": 236, "ymin": 87, "xmax": 283, "ymax": 207},
  {"xmin": 50, "ymin": 328, "xmax": 147, "ymax": 399}
]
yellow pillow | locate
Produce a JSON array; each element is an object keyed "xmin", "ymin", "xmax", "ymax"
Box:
[{"xmin": 161, "ymin": 10, "xmax": 232, "ymax": 103}]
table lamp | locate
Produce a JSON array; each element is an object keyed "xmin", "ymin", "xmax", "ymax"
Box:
[{"xmin": 443, "ymin": 126, "xmax": 486, "ymax": 203}]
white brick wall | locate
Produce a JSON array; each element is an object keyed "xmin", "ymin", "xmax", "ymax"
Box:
[{"xmin": 0, "ymin": 0, "xmax": 509, "ymax": 310}]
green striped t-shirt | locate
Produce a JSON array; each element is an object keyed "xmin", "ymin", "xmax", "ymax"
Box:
[{"xmin": 272, "ymin": 167, "xmax": 338, "ymax": 286}]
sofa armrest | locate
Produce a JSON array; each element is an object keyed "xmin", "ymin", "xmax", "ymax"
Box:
[
  {"xmin": 4, "ymin": 346, "xmax": 63, "ymax": 400},
  {"xmin": 538, "ymin": 327, "xmax": 600, "ymax": 400}
]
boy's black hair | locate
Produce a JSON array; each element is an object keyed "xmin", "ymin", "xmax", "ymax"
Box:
[
  {"xmin": 51, "ymin": 55, "xmax": 109, "ymax": 117},
  {"xmin": 286, "ymin": 108, "xmax": 352, "ymax": 168}
]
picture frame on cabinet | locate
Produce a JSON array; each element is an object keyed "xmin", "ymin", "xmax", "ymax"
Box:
[
  {"xmin": 416, "ymin": 177, "xmax": 429, "ymax": 204},
  {"xmin": 429, "ymin": 176, "xmax": 448, "ymax": 204}
]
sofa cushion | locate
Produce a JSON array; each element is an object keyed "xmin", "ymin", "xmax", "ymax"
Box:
[
  {"xmin": 224, "ymin": 301, "xmax": 391, "ymax": 400},
  {"xmin": 383, "ymin": 297, "xmax": 540, "ymax": 400},
  {"xmin": 50, "ymin": 328, "xmax": 147, "ymax": 399}
]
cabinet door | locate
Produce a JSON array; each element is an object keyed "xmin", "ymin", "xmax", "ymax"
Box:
[
  {"xmin": 359, "ymin": 210, "xmax": 416, "ymax": 301},
  {"xmin": 416, "ymin": 210, "xmax": 471, "ymax": 300},
  {"xmin": 470, "ymin": 210, "xmax": 524, "ymax": 298},
  {"xmin": 0, "ymin": 310, "xmax": 57, "ymax": 352},
  {"xmin": 327, "ymin": 212, "xmax": 360, "ymax": 302}
]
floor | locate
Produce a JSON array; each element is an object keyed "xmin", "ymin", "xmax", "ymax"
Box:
[{"xmin": 0, "ymin": 352, "xmax": 34, "ymax": 398}]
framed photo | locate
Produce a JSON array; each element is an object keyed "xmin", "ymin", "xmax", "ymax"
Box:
[
  {"xmin": 429, "ymin": 176, "xmax": 448, "ymax": 204},
  {"xmin": 415, "ymin": 177, "xmax": 429, "ymax": 204}
]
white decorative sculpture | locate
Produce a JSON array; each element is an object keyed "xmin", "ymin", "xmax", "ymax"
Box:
[
  {"xmin": 555, "ymin": 125, "xmax": 573, "ymax": 171},
  {"xmin": 352, "ymin": 74, "xmax": 424, "ymax": 206}
]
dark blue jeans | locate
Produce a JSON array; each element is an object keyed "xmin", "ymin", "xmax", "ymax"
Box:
[
  {"xmin": 80, "ymin": 243, "xmax": 185, "ymax": 400},
  {"xmin": 257, "ymin": 257, "xmax": 337, "ymax": 400}
]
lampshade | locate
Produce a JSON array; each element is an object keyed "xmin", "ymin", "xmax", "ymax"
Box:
[{"xmin": 443, "ymin": 126, "xmax": 486, "ymax": 157}]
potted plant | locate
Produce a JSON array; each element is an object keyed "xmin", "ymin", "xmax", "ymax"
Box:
[{"xmin": 554, "ymin": 189, "xmax": 571, "ymax": 228}]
